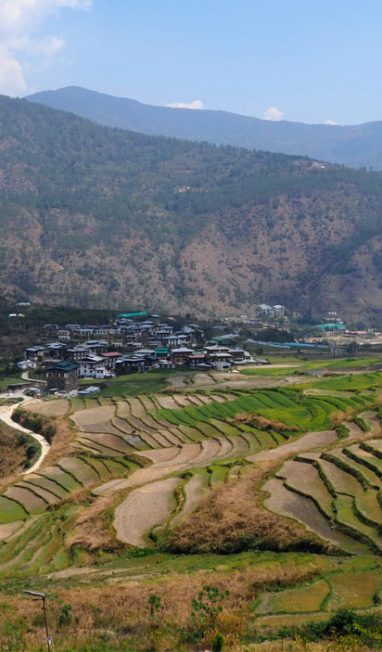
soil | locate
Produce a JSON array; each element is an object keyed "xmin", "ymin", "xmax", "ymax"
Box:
[
  {"xmin": 113, "ymin": 477, "xmax": 179, "ymax": 546},
  {"xmin": 247, "ymin": 430, "xmax": 336, "ymax": 463}
]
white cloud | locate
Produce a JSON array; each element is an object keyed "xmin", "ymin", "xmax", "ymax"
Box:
[
  {"xmin": 8, "ymin": 34, "xmax": 66, "ymax": 59},
  {"xmin": 167, "ymin": 100, "xmax": 204, "ymax": 110},
  {"xmin": 0, "ymin": 46, "xmax": 26, "ymax": 94},
  {"xmin": 32, "ymin": 35, "xmax": 66, "ymax": 59},
  {"xmin": 324, "ymin": 118, "xmax": 337, "ymax": 126},
  {"xmin": 263, "ymin": 106, "xmax": 284, "ymax": 121},
  {"xmin": 0, "ymin": 0, "xmax": 92, "ymax": 95},
  {"xmin": 0, "ymin": 1, "xmax": 91, "ymax": 35}
]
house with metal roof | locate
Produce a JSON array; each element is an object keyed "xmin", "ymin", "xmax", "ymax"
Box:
[{"xmin": 46, "ymin": 361, "xmax": 79, "ymax": 393}]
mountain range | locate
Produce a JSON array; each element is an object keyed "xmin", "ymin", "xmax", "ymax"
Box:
[
  {"xmin": 28, "ymin": 86, "xmax": 382, "ymax": 170},
  {"xmin": 1, "ymin": 93, "xmax": 382, "ymax": 323}
]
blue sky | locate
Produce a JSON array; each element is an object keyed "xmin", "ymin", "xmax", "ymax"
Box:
[{"xmin": 1, "ymin": 0, "xmax": 381, "ymax": 124}]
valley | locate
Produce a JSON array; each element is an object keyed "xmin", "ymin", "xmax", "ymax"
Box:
[
  {"xmin": 1, "ymin": 3, "xmax": 382, "ymax": 651},
  {"xmin": 1, "ymin": 358, "xmax": 382, "ymax": 649}
]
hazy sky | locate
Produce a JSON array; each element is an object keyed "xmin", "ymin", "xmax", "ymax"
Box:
[{"xmin": 1, "ymin": 0, "xmax": 382, "ymax": 125}]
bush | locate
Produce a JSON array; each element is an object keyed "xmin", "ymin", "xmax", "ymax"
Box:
[
  {"xmin": 303, "ymin": 610, "xmax": 382, "ymax": 647},
  {"xmin": 334, "ymin": 423, "xmax": 349, "ymax": 439},
  {"xmin": 26, "ymin": 442, "xmax": 39, "ymax": 460},
  {"xmin": 12, "ymin": 408, "xmax": 56, "ymax": 443},
  {"xmin": 212, "ymin": 632, "xmax": 225, "ymax": 651},
  {"xmin": 58, "ymin": 603, "xmax": 73, "ymax": 627}
]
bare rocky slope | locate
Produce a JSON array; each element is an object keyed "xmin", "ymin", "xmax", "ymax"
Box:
[{"xmin": 2, "ymin": 94, "xmax": 382, "ymax": 323}]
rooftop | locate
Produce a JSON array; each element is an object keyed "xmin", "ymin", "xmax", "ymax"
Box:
[{"xmin": 48, "ymin": 361, "xmax": 79, "ymax": 372}]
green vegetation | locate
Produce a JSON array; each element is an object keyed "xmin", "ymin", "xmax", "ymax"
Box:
[
  {"xmin": 256, "ymin": 578, "xmax": 330, "ymax": 614},
  {"xmin": 270, "ymin": 425, "xmax": 382, "ymax": 555},
  {"xmin": 0, "ymin": 421, "xmax": 39, "ymax": 478},
  {"xmin": 12, "ymin": 408, "xmax": 56, "ymax": 443},
  {"xmin": 314, "ymin": 371, "xmax": 382, "ymax": 391},
  {"xmin": 151, "ymin": 386, "xmax": 374, "ymax": 434},
  {"xmin": 4, "ymin": 95, "xmax": 382, "ymax": 315},
  {"xmin": 0, "ymin": 496, "xmax": 27, "ymax": 523},
  {"xmin": 79, "ymin": 371, "xmax": 173, "ymax": 397},
  {"xmin": 242, "ymin": 356, "xmax": 382, "ymax": 376},
  {"xmin": 0, "ymin": 377, "xmax": 27, "ymax": 390},
  {"xmin": 0, "ymin": 356, "xmax": 382, "ymax": 650}
]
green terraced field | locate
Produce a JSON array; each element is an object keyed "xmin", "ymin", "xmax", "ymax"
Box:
[
  {"xmin": 151, "ymin": 387, "xmax": 373, "ymax": 435},
  {"xmin": 2, "ymin": 357, "xmax": 382, "ymax": 651},
  {"xmin": 256, "ymin": 578, "xmax": 330, "ymax": 614},
  {"xmin": 0, "ymin": 496, "xmax": 28, "ymax": 523},
  {"xmin": 0, "ymin": 506, "xmax": 80, "ymax": 577},
  {"xmin": 328, "ymin": 571, "xmax": 382, "ymax": 610},
  {"xmin": 254, "ymin": 563, "xmax": 382, "ymax": 628},
  {"xmin": 268, "ymin": 427, "xmax": 382, "ymax": 555}
]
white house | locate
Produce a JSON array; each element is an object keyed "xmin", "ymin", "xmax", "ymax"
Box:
[
  {"xmin": 207, "ymin": 351, "xmax": 232, "ymax": 371},
  {"xmin": 79, "ymin": 355, "xmax": 110, "ymax": 379}
]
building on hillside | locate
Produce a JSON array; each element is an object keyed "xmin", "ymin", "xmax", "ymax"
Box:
[
  {"xmin": 57, "ymin": 329, "xmax": 71, "ymax": 341},
  {"xmin": 46, "ymin": 361, "xmax": 79, "ymax": 393},
  {"xmin": 257, "ymin": 304, "xmax": 286, "ymax": 320},
  {"xmin": 84, "ymin": 340, "xmax": 108, "ymax": 355},
  {"xmin": 186, "ymin": 353, "xmax": 208, "ymax": 368},
  {"xmin": 228, "ymin": 348, "xmax": 255, "ymax": 365},
  {"xmin": 45, "ymin": 342, "xmax": 67, "ymax": 359},
  {"xmin": 115, "ymin": 356, "xmax": 145, "ymax": 374},
  {"xmin": 79, "ymin": 356, "xmax": 109, "ymax": 379},
  {"xmin": 206, "ymin": 351, "xmax": 233, "ymax": 370},
  {"xmin": 316, "ymin": 322, "xmax": 346, "ymax": 332},
  {"xmin": 162, "ymin": 335, "xmax": 179, "ymax": 347},
  {"xmin": 170, "ymin": 347, "xmax": 194, "ymax": 367},
  {"xmin": 155, "ymin": 347, "xmax": 169, "ymax": 358},
  {"xmin": 25, "ymin": 345, "xmax": 46, "ymax": 366},
  {"xmin": 65, "ymin": 346, "xmax": 91, "ymax": 361},
  {"xmin": 102, "ymin": 352, "xmax": 121, "ymax": 371},
  {"xmin": 17, "ymin": 359, "xmax": 34, "ymax": 371}
]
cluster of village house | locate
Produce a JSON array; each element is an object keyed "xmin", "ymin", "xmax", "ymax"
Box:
[{"xmin": 19, "ymin": 313, "xmax": 259, "ymax": 394}]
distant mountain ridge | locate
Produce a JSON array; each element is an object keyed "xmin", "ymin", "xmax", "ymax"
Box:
[{"xmin": 27, "ymin": 86, "xmax": 382, "ymax": 169}]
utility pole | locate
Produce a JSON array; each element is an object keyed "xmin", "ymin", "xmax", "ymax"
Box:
[{"xmin": 23, "ymin": 590, "xmax": 53, "ymax": 652}]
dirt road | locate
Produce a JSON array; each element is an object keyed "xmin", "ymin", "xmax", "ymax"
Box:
[{"xmin": 0, "ymin": 400, "xmax": 50, "ymax": 474}]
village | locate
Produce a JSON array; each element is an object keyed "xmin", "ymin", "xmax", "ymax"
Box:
[
  {"xmin": 7, "ymin": 302, "xmax": 382, "ymax": 399},
  {"xmin": 16, "ymin": 311, "xmax": 267, "ymax": 397}
]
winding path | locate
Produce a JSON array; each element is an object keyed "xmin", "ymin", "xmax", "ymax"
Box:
[{"xmin": 0, "ymin": 400, "xmax": 50, "ymax": 474}]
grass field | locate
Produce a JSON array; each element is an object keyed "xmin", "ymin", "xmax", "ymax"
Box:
[
  {"xmin": 242, "ymin": 356, "xmax": 382, "ymax": 376},
  {"xmin": 256, "ymin": 577, "xmax": 330, "ymax": 614},
  {"xmin": 79, "ymin": 369, "xmax": 198, "ymax": 397},
  {"xmin": 0, "ymin": 376, "xmax": 29, "ymax": 390},
  {"xmin": 79, "ymin": 372, "xmax": 170, "ymax": 397}
]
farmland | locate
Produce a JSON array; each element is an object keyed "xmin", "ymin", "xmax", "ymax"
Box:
[{"xmin": 1, "ymin": 358, "xmax": 382, "ymax": 650}]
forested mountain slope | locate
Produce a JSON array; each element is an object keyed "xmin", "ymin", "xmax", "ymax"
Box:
[
  {"xmin": 2, "ymin": 94, "xmax": 382, "ymax": 322},
  {"xmin": 28, "ymin": 86, "xmax": 382, "ymax": 170}
]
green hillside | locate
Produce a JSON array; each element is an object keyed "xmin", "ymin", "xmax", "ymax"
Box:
[
  {"xmin": 28, "ymin": 86, "xmax": 382, "ymax": 170},
  {"xmin": 2, "ymin": 95, "xmax": 382, "ymax": 320}
]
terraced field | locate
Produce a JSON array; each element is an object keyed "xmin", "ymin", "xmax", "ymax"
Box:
[
  {"xmin": 254, "ymin": 561, "xmax": 382, "ymax": 632},
  {"xmin": 264, "ymin": 412, "xmax": 382, "ymax": 554},
  {"xmin": 0, "ymin": 366, "xmax": 381, "ymax": 582},
  {"xmin": 2, "ymin": 361, "xmax": 382, "ymax": 652}
]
